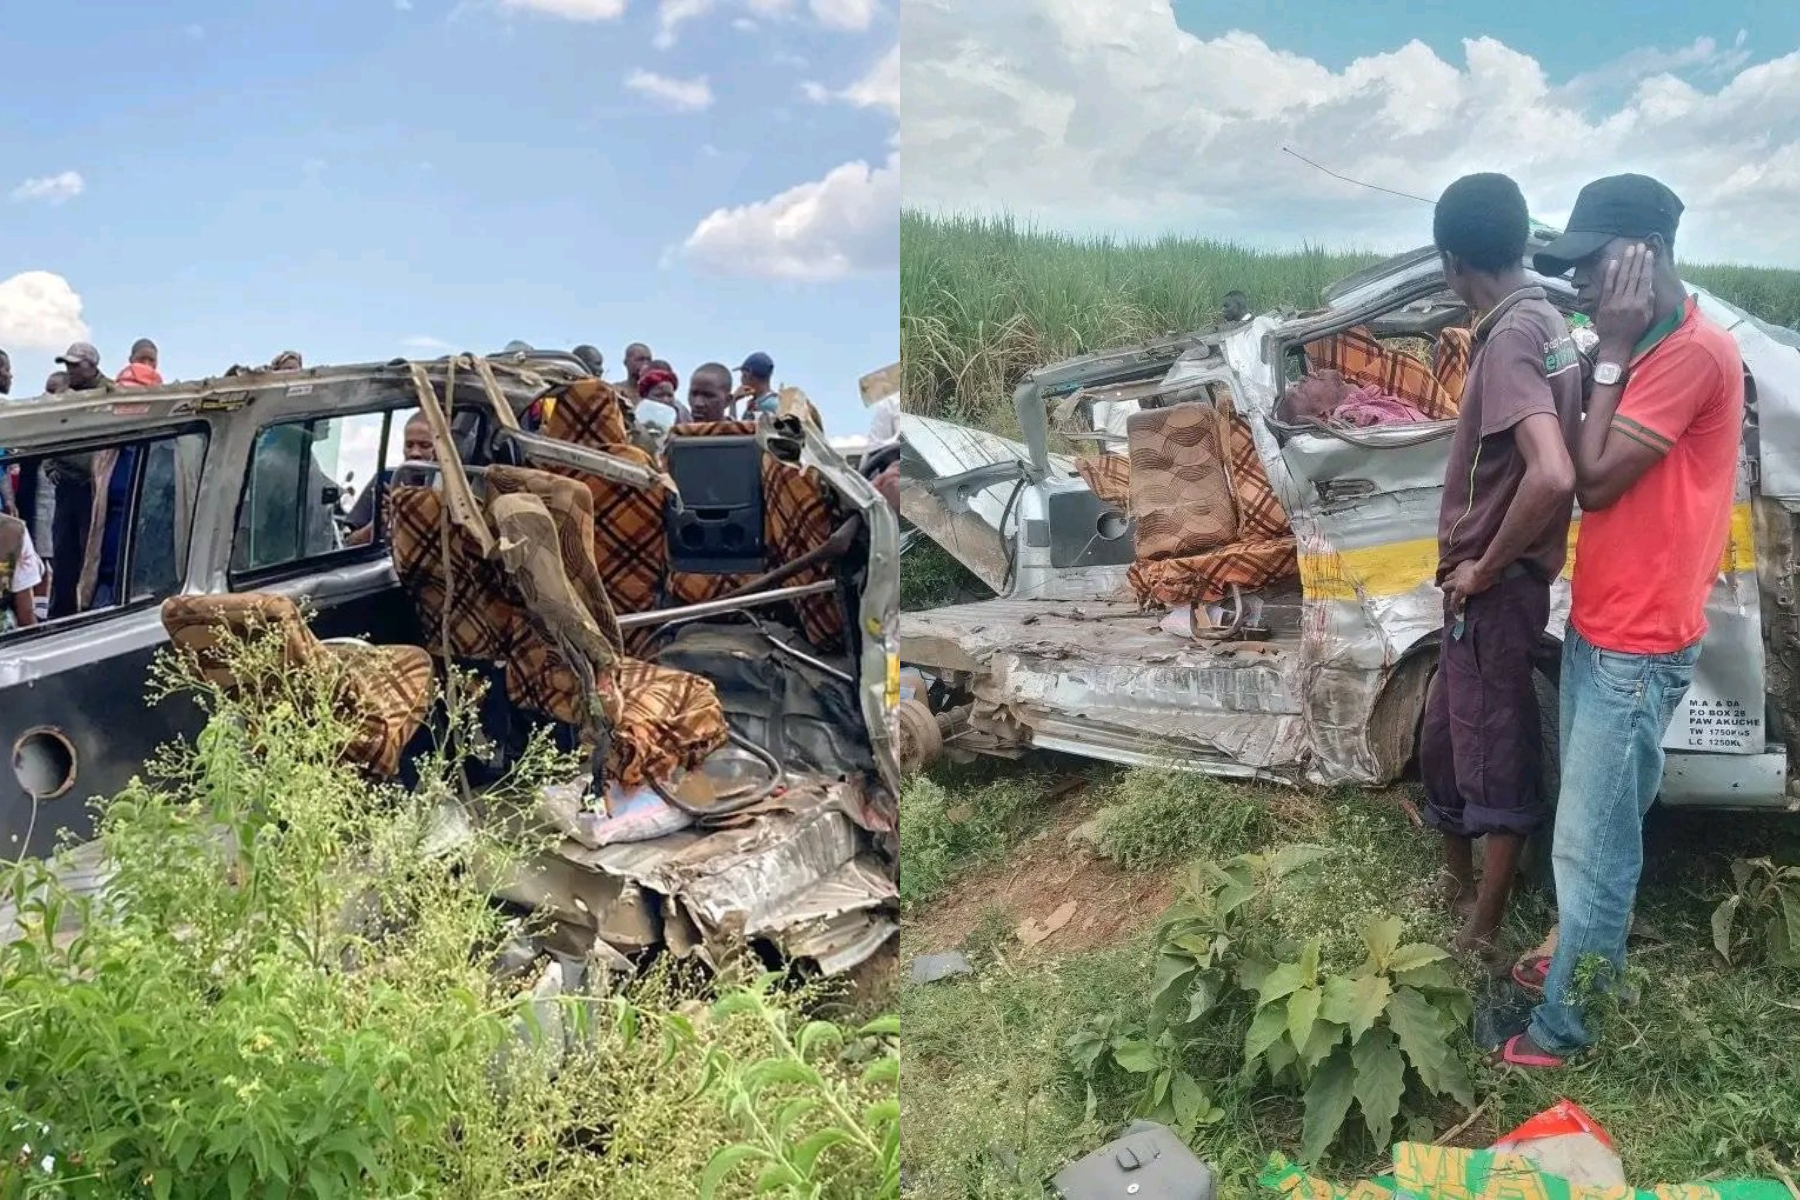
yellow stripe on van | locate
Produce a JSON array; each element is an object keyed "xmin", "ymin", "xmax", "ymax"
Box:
[{"xmin": 1299, "ymin": 501, "xmax": 1757, "ymax": 603}]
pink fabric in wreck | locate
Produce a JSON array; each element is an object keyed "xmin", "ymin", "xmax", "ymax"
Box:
[{"xmin": 1333, "ymin": 384, "xmax": 1429, "ymax": 427}]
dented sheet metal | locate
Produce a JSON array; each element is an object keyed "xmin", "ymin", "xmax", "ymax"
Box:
[
  {"xmin": 903, "ymin": 598, "xmax": 1309, "ymax": 778},
  {"xmin": 542, "ymin": 777, "xmax": 896, "ymax": 969},
  {"xmin": 901, "ymin": 244, "xmax": 1800, "ymax": 805}
]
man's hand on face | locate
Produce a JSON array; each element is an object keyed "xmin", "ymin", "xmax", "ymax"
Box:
[
  {"xmin": 1441, "ymin": 558, "xmax": 1497, "ymax": 618},
  {"xmin": 1594, "ymin": 242, "xmax": 1657, "ymax": 357}
]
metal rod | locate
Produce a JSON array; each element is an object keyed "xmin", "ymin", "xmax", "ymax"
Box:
[
  {"xmin": 497, "ymin": 429, "xmax": 666, "ymax": 493},
  {"xmin": 614, "ymin": 579, "xmax": 838, "ymax": 629},
  {"xmin": 760, "ymin": 631, "xmax": 855, "ymax": 685}
]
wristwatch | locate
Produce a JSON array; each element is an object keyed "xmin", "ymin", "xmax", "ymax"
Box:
[{"xmin": 1594, "ymin": 361, "xmax": 1628, "ymax": 387}]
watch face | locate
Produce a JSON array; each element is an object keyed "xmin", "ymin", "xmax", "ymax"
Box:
[{"xmin": 1595, "ymin": 363, "xmax": 1624, "ymax": 385}]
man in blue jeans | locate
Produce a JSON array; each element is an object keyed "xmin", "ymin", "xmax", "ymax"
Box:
[{"xmin": 1499, "ymin": 175, "xmax": 1745, "ymax": 1068}]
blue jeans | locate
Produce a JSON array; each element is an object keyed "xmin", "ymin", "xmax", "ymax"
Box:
[{"xmin": 1527, "ymin": 628, "xmax": 1699, "ymax": 1053}]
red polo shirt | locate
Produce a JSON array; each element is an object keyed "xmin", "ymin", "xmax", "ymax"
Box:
[{"xmin": 1570, "ymin": 295, "xmax": 1744, "ymax": 655}]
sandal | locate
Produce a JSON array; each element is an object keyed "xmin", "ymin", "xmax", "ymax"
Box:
[
  {"xmin": 1512, "ymin": 956, "xmax": 1550, "ymax": 994},
  {"xmin": 1493, "ymin": 1033, "xmax": 1566, "ymax": 1070}
]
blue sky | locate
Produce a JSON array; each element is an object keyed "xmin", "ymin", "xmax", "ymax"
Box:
[
  {"xmin": 0, "ymin": 0, "xmax": 897, "ymax": 434},
  {"xmin": 905, "ymin": 1, "xmax": 1800, "ymax": 268}
]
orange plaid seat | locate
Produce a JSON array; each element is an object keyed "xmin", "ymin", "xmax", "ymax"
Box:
[
  {"xmin": 387, "ymin": 468, "xmax": 728, "ymax": 787},
  {"xmin": 663, "ymin": 421, "xmax": 846, "ymax": 652},
  {"xmin": 1432, "ymin": 326, "xmax": 1473, "ymax": 406},
  {"xmin": 1128, "ymin": 539, "xmax": 1299, "ymax": 608},
  {"xmin": 1124, "ymin": 406, "xmax": 1300, "ymax": 608},
  {"xmin": 160, "ymin": 593, "xmax": 434, "ymax": 778},
  {"xmin": 542, "ymin": 379, "xmax": 669, "ymax": 617},
  {"xmin": 1075, "ymin": 453, "xmax": 1131, "ymax": 510},
  {"xmin": 1305, "ymin": 325, "xmax": 1465, "ymax": 421}
]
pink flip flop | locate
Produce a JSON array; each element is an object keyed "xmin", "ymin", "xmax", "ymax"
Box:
[
  {"xmin": 1512, "ymin": 956, "xmax": 1550, "ymax": 993},
  {"xmin": 1494, "ymin": 1034, "xmax": 1565, "ymax": 1069}
]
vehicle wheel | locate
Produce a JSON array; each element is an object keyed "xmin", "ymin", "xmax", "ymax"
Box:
[{"xmin": 1521, "ymin": 666, "xmax": 1560, "ymax": 893}]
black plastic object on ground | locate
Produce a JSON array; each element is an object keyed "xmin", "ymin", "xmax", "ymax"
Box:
[
  {"xmin": 1050, "ymin": 1120, "xmax": 1215, "ymax": 1200},
  {"xmin": 1472, "ymin": 978, "xmax": 1536, "ymax": 1052}
]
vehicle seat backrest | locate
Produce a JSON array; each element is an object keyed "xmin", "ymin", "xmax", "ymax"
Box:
[
  {"xmin": 541, "ymin": 379, "xmax": 668, "ymax": 617},
  {"xmin": 664, "ymin": 420, "xmax": 846, "ymax": 653},
  {"xmin": 389, "ymin": 484, "xmax": 514, "ymax": 662},
  {"xmin": 487, "ymin": 486, "xmax": 613, "ymax": 728},
  {"xmin": 1127, "ymin": 401, "xmax": 1238, "ymax": 561},
  {"xmin": 1432, "ymin": 326, "xmax": 1474, "ymax": 410},
  {"xmin": 1305, "ymin": 326, "xmax": 1459, "ymax": 421},
  {"xmin": 159, "ymin": 592, "xmax": 436, "ymax": 779},
  {"xmin": 1220, "ymin": 400, "xmax": 1291, "ymax": 543},
  {"xmin": 390, "ymin": 476, "xmax": 589, "ymax": 726},
  {"xmin": 161, "ymin": 592, "xmax": 318, "ymax": 685},
  {"xmin": 486, "ymin": 466, "xmax": 623, "ymax": 656},
  {"xmin": 1075, "ymin": 454, "xmax": 1131, "ymax": 510}
]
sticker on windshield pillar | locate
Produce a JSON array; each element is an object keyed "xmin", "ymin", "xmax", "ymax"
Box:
[{"xmin": 1680, "ymin": 695, "xmax": 1761, "ymax": 752}]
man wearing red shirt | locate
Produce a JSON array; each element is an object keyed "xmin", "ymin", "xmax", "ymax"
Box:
[{"xmin": 1499, "ymin": 175, "xmax": 1745, "ymax": 1068}]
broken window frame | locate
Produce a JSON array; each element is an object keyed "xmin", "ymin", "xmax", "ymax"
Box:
[{"xmin": 0, "ymin": 423, "xmax": 211, "ymax": 643}]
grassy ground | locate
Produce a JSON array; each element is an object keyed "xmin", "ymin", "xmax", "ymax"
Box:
[
  {"xmin": 901, "ymin": 212, "xmax": 1800, "ymax": 431},
  {"xmin": 898, "ymin": 211, "xmax": 1800, "ymax": 1193},
  {"xmin": 899, "ymin": 764, "xmax": 1800, "ymax": 1199}
]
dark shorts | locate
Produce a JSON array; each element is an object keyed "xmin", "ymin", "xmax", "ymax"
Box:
[{"xmin": 1420, "ymin": 567, "xmax": 1551, "ymax": 839}]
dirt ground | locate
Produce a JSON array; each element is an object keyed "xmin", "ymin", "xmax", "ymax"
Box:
[{"xmin": 901, "ymin": 788, "xmax": 1176, "ymax": 959}]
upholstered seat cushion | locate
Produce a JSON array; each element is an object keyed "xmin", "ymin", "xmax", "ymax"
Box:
[
  {"xmin": 1127, "ymin": 402, "xmax": 1238, "ymax": 561},
  {"xmin": 160, "ymin": 593, "xmax": 433, "ymax": 778}
]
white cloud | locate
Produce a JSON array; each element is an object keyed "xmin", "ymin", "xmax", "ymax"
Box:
[
  {"xmin": 9, "ymin": 172, "xmax": 84, "ymax": 205},
  {"xmin": 1564, "ymin": 35, "xmax": 1749, "ymax": 97},
  {"xmin": 681, "ymin": 151, "xmax": 898, "ymax": 280},
  {"xmin": 808, "ymin": 0, "xmax": 876, "ymax": 30},
  {"xmin": 402, "ymin": 335, "xmax": 455, "ymax": 352},
  {"xmin": 902, "ymin": 1, "xmax": 1800, "ymax": 265},
  {"xmin": 0, "ymin": 272, "xmax": 90, "ymax": 351},
  {"xmin": 655, "ymin": 0, "xmax": 712, "ymax": 47},
  {"xmin": 844, "ymin": 44, "xmax": 897, "ymax": 112},
  {"xmin": 625, "ymin": 69, "xmax": 715, "ymax": 111},
  {"xmin": 649, "ymin": 0, "xmax": 876, "ymax": 43},
  {"xmin": 800, "ymin": 47, "xmax": 896, "ymax": 112},
  {"xmin": 500, "ymin": 0, "xmax": 626, "ymax": 19}
]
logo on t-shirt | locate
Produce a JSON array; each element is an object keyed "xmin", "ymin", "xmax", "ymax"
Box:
[{"xmin": 1543, "ymin": 336, "xmax": 1579, "ymax": 376}]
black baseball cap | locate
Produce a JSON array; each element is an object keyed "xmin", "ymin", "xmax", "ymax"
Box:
[{"xmin": 1533, "ymin": 174, "xmax": 1684, "ymax": 277}]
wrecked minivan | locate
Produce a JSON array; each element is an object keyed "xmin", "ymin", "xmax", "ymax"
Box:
[
  {"xmin": 0, "ymin": 353, "xmax": 900, "ymax": 974},
  {"xmin": 900, "ymin": 232, "xmax": 1800, "ymax": 811}
]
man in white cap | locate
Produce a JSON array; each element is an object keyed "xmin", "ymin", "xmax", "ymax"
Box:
[{"xmin": 56, "ymin": 342, "xmax": 108, "ymax": 391}]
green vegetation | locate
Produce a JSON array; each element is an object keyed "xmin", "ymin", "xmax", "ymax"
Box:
[
  {"xmin": 1091, "ymin": 770, "xmax": 1317, "ymax": 872},
  {"xmin": 901, "ymin": 211, "xmax": 1800, "ymax": 432},
  {"xmin": 899, "ymin": 765, "xmax": 1800, "ymax": 1199},
  {"xmin": 899, "ymin": 538, "xmax": 991, "ymax": 614},
  {"xmin": 897, "ymin": 207, "xmax": 1800, "ymax": 1197},
  {"xmin": 1068, "ymin": 846, "xmax": 1476, "ymax": 1167},
  {"xmin": 0, "ymin": 621, "xmax": 897, "ymax": 1198},
  {"xmin": 1711, "ymin": 857, "xmax": 1800, "ymax": 967},
  {"xmin": 899, "ymin": 758, "xmax": 1086, "ymax": 909}
]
